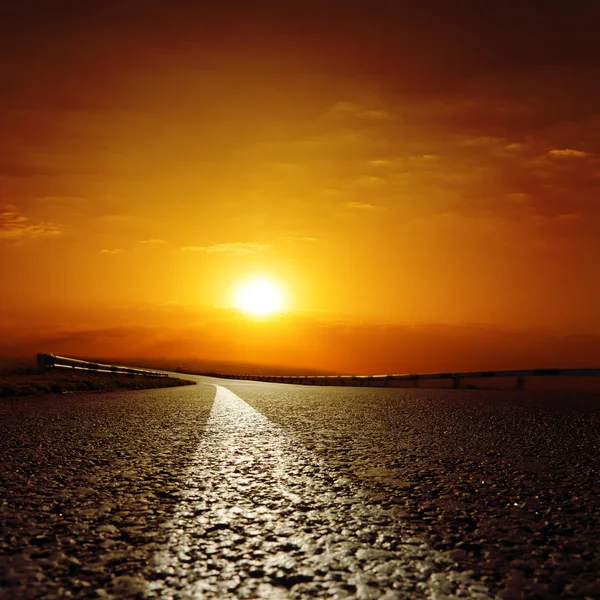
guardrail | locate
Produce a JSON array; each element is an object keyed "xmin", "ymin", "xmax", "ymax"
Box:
[
  {"xmin": 37, "ymin": 354, "xmax": 168, "ymax": 378},
  {"xmin": 222, "ymin": 368, "xmax": 600, "ymax": 390}
]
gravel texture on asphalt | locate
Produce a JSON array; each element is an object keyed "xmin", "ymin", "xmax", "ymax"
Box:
[
  {"xmin": 1, "ymin": 377, "xmax": 599, "ymax": 599},
  {"xmin": 0, "ymin": 383, "xmax": 214, "ymax": 599},
  {"xmin": 149, "ymin": 385, "xmax": 487, "ymax": 599},
  {"xmin": 224, "ymin": 380, "xmax": 600, "ymax": 599}
]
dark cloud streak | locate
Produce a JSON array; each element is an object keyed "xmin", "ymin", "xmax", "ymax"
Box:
[{"xmin": 4, "ymin": 1, "xmax": 600, "ymax": 94}]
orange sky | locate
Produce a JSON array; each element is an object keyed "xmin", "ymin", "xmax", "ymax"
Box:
[{"xmin": 1, "ymin": 1, "xmax": 600, "ymax": 373}]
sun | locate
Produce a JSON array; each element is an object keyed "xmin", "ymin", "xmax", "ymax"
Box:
[{"xmin": 234, "ymin": 278, "xmax": 284, "ymax": 315}]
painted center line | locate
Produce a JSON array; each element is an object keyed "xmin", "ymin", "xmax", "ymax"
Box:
[{"xmin": 148, "ymin": 385, "xmax": 490, "ymax": 599}]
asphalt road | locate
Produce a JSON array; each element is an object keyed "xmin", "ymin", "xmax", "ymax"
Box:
[{"xmin": 1, "ymin": 377, "xmax": 599, "ymax": 599}]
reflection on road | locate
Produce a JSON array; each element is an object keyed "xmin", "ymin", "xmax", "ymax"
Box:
[{"xmin": 149, "ymin": 385, "xmax": 489, "ymax": 599}]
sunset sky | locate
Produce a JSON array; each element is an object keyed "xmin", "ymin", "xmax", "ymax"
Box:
[{"xmin": 1, "ymin": 1, "xmax": 599, "ymax": 373}]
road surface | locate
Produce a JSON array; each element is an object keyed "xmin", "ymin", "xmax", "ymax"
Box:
[{"xmin": 1, "ymin": 376, "xmax": 599, "ymax": 599}]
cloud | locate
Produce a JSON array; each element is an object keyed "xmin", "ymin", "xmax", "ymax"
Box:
[
  {"xmin": 138, "ymin": 239, "xmax": 167, "ymax": 246},
  {"xmin": 361, "ymin": 109, "xmax": 391, "ymax": 120},
  {"xmin": 279, "ymin": 235, "xmax": 319, "ymax": 244},
  {"xmin": 547, "ymin": 149, "xmax": 591, "ymax": 158},
  {"xmin": 504, "ymin": 143, "xmax": 529, "ymax": 153},
  {"xmin": 345, "ymin": 201, "xmax": 379, "ymax": 210},
  {"xmin": 351, "ymin": 176, "xmax": 387, "ymax": 187},
  {"xmin": 181, "ymin": 242, "xmax": 270, "ymax": 255},
  {"xmin": 100, "ymin": 248, "xmax": 123, "ymax": 255},
  {"xmin": 411, "ymin": 154, "xmax": 440, "ymax": 162},
  {"xmin": 0, "ymin": 210, "xmax": 62, "ymax": 240},
  {"xmin": 327, "ymin": 102, "xmax": 392, "ymax": 121}
]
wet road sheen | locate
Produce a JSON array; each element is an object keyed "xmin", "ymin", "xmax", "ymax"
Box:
[{"xmin": 1, "ymin": 377, "xmax": 599, "ymax": 599}]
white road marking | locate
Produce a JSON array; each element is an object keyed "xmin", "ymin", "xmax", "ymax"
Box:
[{"xmin": 148, "ymin": 385, "xmax": 492, "ymax": 599}]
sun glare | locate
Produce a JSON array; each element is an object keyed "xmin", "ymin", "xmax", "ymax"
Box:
[{"xmin": 234, "ymin": 279, "xmax": 284, "ymax": 315}]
